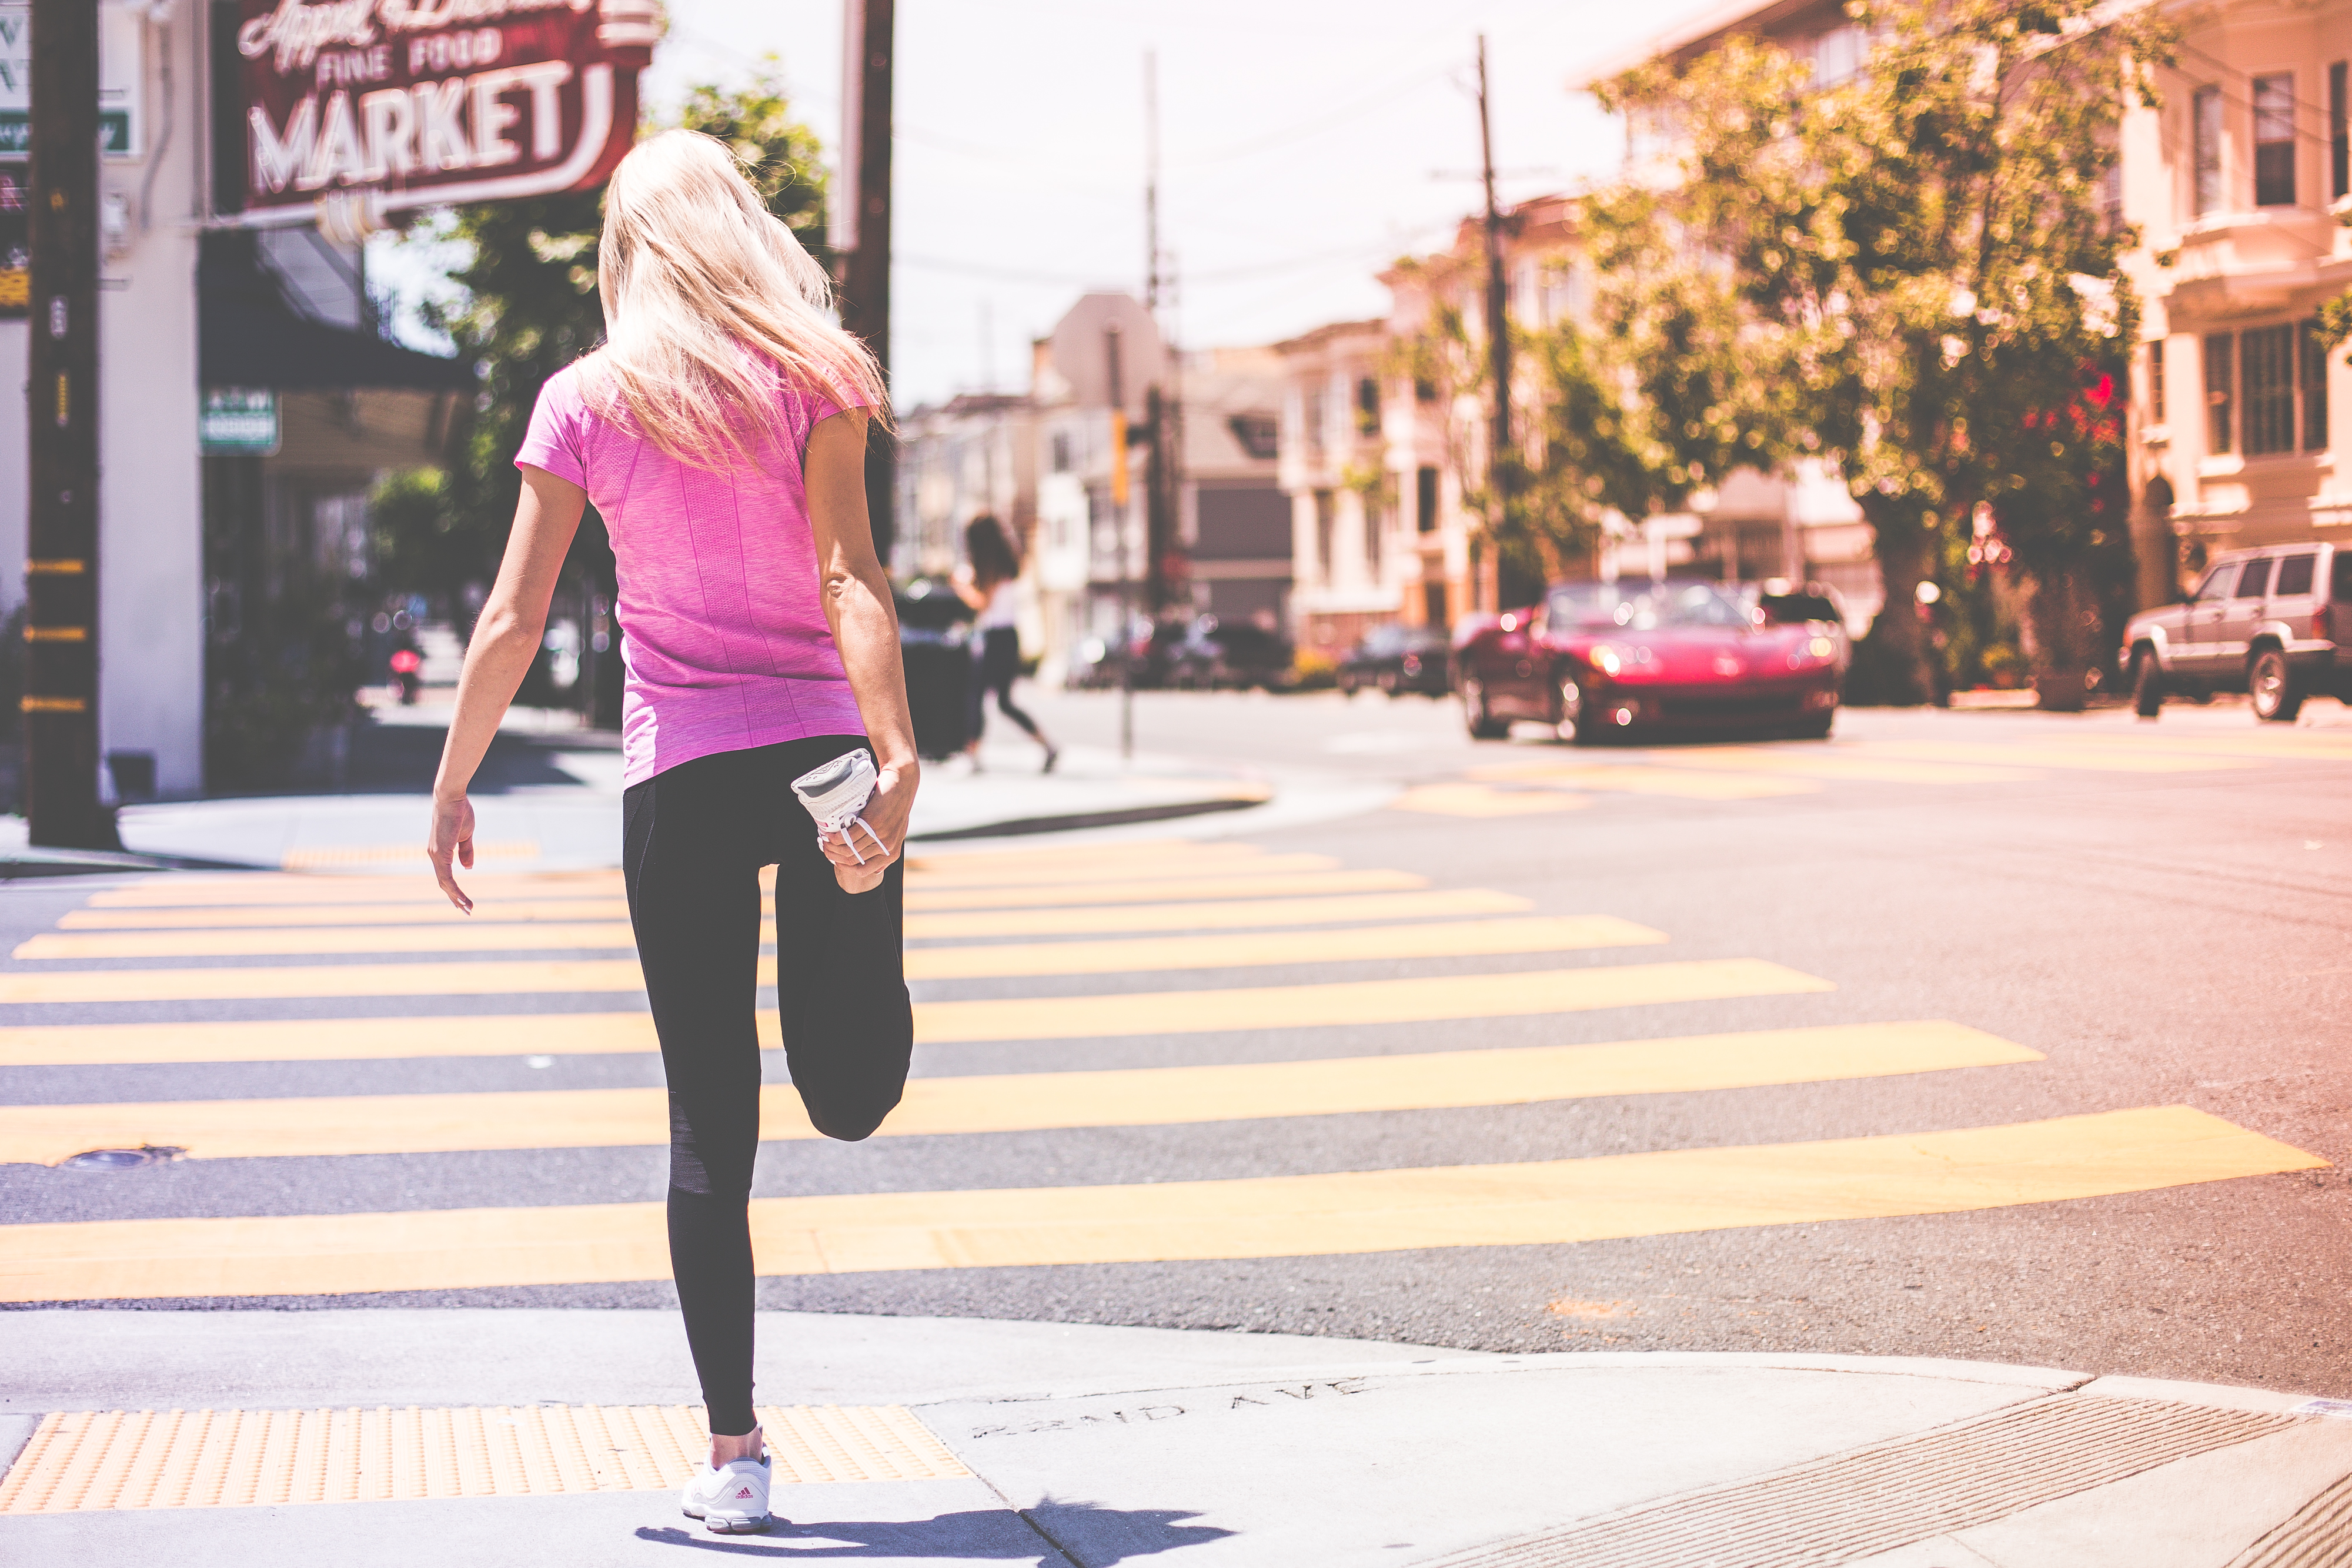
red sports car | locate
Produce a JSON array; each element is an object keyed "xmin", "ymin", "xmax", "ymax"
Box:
[{"xmin": 1452, "ymin": 578, "xmax": 1842, "ymax": 743}]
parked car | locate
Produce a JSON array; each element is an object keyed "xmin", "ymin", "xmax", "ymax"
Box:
[
  {"xmin": 1454, "ymin": 577, "xmax": 1843, "ymax": 743},
  {"xmin": 2122, "ymin": 544, "xmax": 2350, "ymax": 722},
  {"xmin": 1339, "ymin": 623, "xmax": 1453, "ymax": 697},
  {"xmin": 1736, "ymin": 581, "xmax": 1852, "ymax": 674},
  {"xmin": 1165, "ymin": 614, "xmax": 1295, "ymax": 690}
]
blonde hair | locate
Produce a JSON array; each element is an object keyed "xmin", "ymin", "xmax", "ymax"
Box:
[{"xmin": 590, "ymin": 129, "xmax": 888, "ymax": 468}]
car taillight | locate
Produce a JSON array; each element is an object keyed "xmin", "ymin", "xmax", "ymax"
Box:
[{"xmin": 2317, "ymin": 604, "xmax": 2333, "ymax": 642}]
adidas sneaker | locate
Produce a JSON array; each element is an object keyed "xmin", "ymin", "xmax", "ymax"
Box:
[
  {"xmin": 790, "ymin": 748, "xmax": 892, "ymax": 864},
  {"xmin": 680, "ymin": 1455, "xmax": 772, "ymax": 1534}
]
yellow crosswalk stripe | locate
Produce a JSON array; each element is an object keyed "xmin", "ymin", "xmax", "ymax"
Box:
[
  {"xmin": 903, "ymin": 845, "xmax": 1303, "ymax": 887},
  {"xmin": 0, "ymin": 1106, "xmax": 2314, "ymax": 1301},
  {"xmin": 1392, "ymin": 784, "xmax": 1592, "ymax": 817},
  {"xmin": 0, "ymin": 1022, "xmax": 2037, "ymax": 1165},
  {"xmin": 911, "ymin": 959, "xmax": 1831, "ymax": 1041},
  {"xmin": 904, "ymin": 888, "xmax": 1534, "ymax": 938},
  {"xmin": 906, "ymin": 868, "xmax": 1428, "ymax": 910},
  {"xmin": 86, "ymin": 874, "xmax": 624, "ymax": 909},
  {"xmin": 17, "ymin": 922, "xmax": 649, "ymax": 961},
  {"xmin": 1467, "ymin": 764, "xmax": 1816, "ymax": 800},
  {"xmin": 58, "ymin": 900, "xmax": 636, "ymax": 931},
  {"xmin": 0, "ymin": 916, "xmax": 1655, "ymax": 995},
  {"xmin": 1856, "ymin": 740, "xmax": 2258, "ymax": 774},
  {"xmin": 0, "ymin": 1012, "xmax": 669, "ymax": 1067},
  {"xmin": 0, "ymin": 958, "xmax": 1822, "ymax": 1062},
  {"xmin": 1645, "ymin": 746, "xmax": 2040, "ymax": 785},
  {"xmin": 2054, "ymin": 732, "xmax": 2352, "ymax": 763},
  {"xmin": 0, "ymin": 958, "xmax": 650, "ymax": 1005}
]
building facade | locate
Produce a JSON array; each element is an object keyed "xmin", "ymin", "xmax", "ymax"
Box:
[{"xmin": 2120, "ymin": 1, "xmax": 2351, "ymax": 599}]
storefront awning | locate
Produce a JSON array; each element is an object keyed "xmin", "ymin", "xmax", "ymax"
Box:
[{"xmin": 197, "ymin": 232, "xmax": 475, "ymax": 394}]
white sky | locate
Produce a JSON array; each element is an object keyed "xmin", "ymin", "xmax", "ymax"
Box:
[{"xmin": 378, "ymin": 0, "xmax": 1726, "ymax": 410}]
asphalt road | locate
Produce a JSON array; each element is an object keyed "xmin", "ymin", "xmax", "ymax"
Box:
[{"xmin": 3, "ymin": 690, "xmax": 2347, "ymax": 1400}]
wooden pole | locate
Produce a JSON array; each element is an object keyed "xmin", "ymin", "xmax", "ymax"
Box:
[{"xmin": 25, "ymin": 0, "xmax": 113, "ymax": 848}]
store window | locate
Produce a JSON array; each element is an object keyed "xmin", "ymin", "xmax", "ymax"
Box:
[
  {"xmin": 2193, "ymin": 86, "xmax": 2224, "ymax": 216},
  {"xmin": 2253, "ymin": 74, "xmax": 2297, "ymax": 207}
]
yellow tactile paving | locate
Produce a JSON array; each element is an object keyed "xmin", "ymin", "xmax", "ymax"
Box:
[
  {"xmin": 914, "ymin": 958, "xmax": 1829, "ymax": 1042},
  {"xmin": 0, "ymin": 1403, "xmax": 966, "ymax": 1512},
  {"xmin": 904, "ymin": 868, "xmax": 1429, "ymax": 910},
  {"xmin": 0, "ymin": 1021, "xmax": 2030, "ymax": 1165},
  {"xmin": 0, "ymin": 1107, "xmax": 2316, "ymax": 1301}
]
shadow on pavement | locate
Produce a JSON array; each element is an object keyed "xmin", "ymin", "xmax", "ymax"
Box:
[
  {"xmin": 634, "ymin": 1501, "xmax": 1232, "ymax": 1562},
  {"xmin": 342, "ymin": 714, "xmax": 611, "ymax": 796}
]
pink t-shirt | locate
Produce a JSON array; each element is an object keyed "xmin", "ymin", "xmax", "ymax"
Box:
[{"xmin": 515, "ymin": 359, "xmax": 867, "ymax": 787}]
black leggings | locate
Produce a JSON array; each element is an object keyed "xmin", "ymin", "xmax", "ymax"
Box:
[
  {"xmin": 965, "ymin": 626, "xmax": 1043, "ymax": 744},
  {"xmin": 622, "ymin": 735, "xmax": 913, "ymax": 1437}
]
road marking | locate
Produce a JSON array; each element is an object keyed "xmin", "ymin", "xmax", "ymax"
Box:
[
  {"xmin": 0, "ymin": 1403, "xmax": 966, "ymax": 1512},
  {"xmin": 906, "ymin": 888, "xmax": 1534, "ymax": 938},
  {"xmin": 2052, "ymin": 732, "xmax": 2352, "ymax": 763},
  {"xmin": 57, "ymin": 900, "xmax": 637, "ymax": 931},
  {"xmin": 1650, "ymin": 747, "xmax": 2040, "ymax": 785},
  {"xmin": 1468, "ymin": 764, "xmax": 1816, "ymax": 800},
  {"xmin": 0, "ymin": 915, "xmax": 1648, "ymax": 990},
  {"xmin": 0, "ymin": 958, "xmax": 1820, "ymax": 1062},
  {"xmin": 284, "ymin": 842, "xmax": 537, "ymax": 870},
  {"xmin": 0, "ymin": 1022, "xmax": 2037, "ymax": 1165},
  {"xmin": 911, "ymin": 958, "xmax": 1831, "ymax": 1042},
  {"xmin": 0, "ymin": 1013, "xmax": 671, "ymax": 1067},
  {"xmin": 1392, "ymin": 784, "xmax": 1592, "ymax": 817},
  {"xmin": 85, "ymin": 873, "xmax": 625, "ymax": 910},
  {"xmin": 905, "ymin": 917, "xmax": 1666, "ymax": 980},
  {"xmin": 16, "ymin": 922, "xmax": 650, "ymax": 961},
  {"xmin": 0, "ymin": 958, "xmax": 656, "ymax": 1005},
  {"xmin": 1856, "ymin": 741, "xmax": 2259, "ymax": 774},
  {"xmin": 903, "ymin": 844, "xmax": 1298, "ymax": 887},
  {"xmin": 0, "ymin": 1107, "xmax": 2313, "ymax": 1300},
  {"xmin": 906, "ymin": 868, "xmax": 1429, "ymax": 910}
]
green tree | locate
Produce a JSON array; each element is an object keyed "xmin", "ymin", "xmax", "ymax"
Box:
[
  {"xmin": 377, "ymin": 65, "xmax": 830, "ymax": 716},
  {"xmin": 1601, "ymin": 2, "xmax": 2174, "ymax": 707}
]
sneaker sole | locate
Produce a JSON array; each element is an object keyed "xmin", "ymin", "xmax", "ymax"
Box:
[{"xmin": 703, "ymin": 1513, "xmax": 772, "ymax": 1534}]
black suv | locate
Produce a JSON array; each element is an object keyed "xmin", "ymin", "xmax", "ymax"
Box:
[{"xmin": 2121, "ymin": 544, "xmax": 2350, "ymax": 721}]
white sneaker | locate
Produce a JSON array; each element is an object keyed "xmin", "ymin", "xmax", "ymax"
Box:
[
  {"xmin": 680, "ymin": 1455, "xmax": 772, "ymax": 1534},
  {"xmin": 790, "ymin": 748, "xmax": 891, "ymax": 863}
]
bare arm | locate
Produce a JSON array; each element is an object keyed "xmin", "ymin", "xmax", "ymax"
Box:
[
  {"xmin": 426, "ymin": 465, "xmax": 587, "ymax": 911},
  {"xmin": 806, "ymin": 409, "xmax": 919, "ymax": 893}
]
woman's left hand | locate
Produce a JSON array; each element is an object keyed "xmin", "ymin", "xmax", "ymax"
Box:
[{"xmin": 818, "ymin": 758, "xmax": 917, "ymax": 894}]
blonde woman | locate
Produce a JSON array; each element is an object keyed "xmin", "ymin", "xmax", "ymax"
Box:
[{"xmin": 425, "ymin": 130, "xmax": 915, "ymax": 1536}]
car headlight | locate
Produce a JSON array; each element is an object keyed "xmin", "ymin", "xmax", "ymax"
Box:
[{"xmin": 1589, "ymin": 644, "xmax": 1624, "ymax": 677}]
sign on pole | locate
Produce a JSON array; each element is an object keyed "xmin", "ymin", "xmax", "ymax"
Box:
[
  {"xmin": 226, "ymin": 0, "xmax": 663, "ymax": 230},
  {"xmin": 199, "ymin": 389, "xmax": 281, "ymax": 456}
]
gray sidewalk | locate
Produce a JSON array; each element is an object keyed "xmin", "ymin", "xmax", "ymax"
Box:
[{"xmin": 3, "ymin": 1310, "xmax": 2347, "ymax": 1564}]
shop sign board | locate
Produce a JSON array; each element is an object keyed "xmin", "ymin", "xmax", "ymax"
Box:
[
  {"xmin": 229, "ymin": 0, "xmax": 661, "ymax": 227},
  {"xmin": 1, "ymin": 1, "xmax": 147, "ymax": 316},
  {"xmin": 200, "ymin": 388, "xmax": 281, "ymax": 456}
]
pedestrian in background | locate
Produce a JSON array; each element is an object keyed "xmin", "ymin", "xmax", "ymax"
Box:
[
  {"xmin": 954, "ymin": 514, "xmax": 1058, "ymax": 773},
  {"xmin": 423, "ymin": 129, "xmax": 916, "ymax": 1537}
]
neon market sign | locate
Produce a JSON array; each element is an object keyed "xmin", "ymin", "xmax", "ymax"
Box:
[{"xmin": 230, "ymin": 0, "xmax": 661, "ymax": 230}]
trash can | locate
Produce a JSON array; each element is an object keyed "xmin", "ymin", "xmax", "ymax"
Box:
[{"xmin": 896, "ymin": 580, "xmax": 974, "ymax": 760}]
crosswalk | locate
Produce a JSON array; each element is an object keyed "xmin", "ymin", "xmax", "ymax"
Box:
[
  {"xmin": 1396, "ymin": 726, "xmax": 2352, "ymax": 814},
  {"xmin": 0, "ymin": 839, "xmax": 2325, "ymax": 1305}
]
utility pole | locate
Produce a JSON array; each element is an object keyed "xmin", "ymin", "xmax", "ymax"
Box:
[
  {"xmin": 1105, "ymin": 322, "xmax": 1133, "ymax": 760},
  {"xmin": 25, "ymin": 0, "xmax": 113, "ymax": 850},
  {"xmin": 837, "ymin": 0, "xmax": 896, "ymax": 562},
  {"xmin": 1476, "ymin": 33, "xmax": 1512, "ymax": 609},
  {"xmin": 1141, "ymin": 50, "xmax": 1182, "ymax": 617}
]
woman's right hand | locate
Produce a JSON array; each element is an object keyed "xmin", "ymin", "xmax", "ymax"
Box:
[{"xmin": 427, "ymin": 793, "xmax": 477, "ymax": 914}]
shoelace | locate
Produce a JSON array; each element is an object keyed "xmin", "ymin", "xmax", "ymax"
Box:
[{"xmin": 812, "ymin": 805, "xmax": 891, "ymax": 864}]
